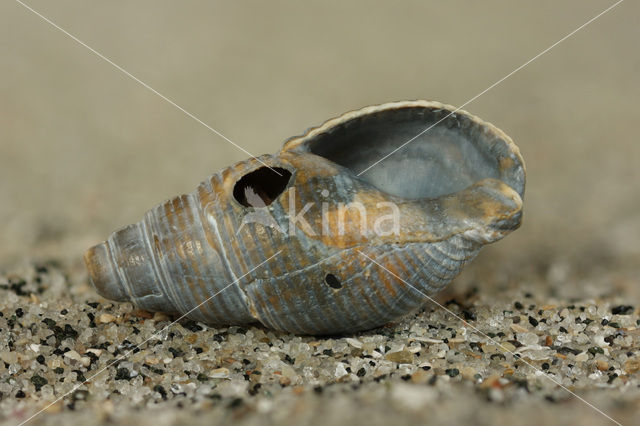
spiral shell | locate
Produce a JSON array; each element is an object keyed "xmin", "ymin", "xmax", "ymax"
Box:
[{"xmin": 84, "ymin": 101, "xmax": 525, "ymax": 335}]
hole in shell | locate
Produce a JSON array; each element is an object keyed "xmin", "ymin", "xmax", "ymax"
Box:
[
  {"xmin": 233, "ymin": 167, "xmax": 292, "ymax": 207},
  {"xmin": 324, "ymin": 273, "xmax": 342, "ymax": 289}
]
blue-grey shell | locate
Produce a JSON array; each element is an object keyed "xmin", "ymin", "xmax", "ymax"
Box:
[{"xmin": 85, "ymin": 101, "xmax": 525, "ymax": 335}]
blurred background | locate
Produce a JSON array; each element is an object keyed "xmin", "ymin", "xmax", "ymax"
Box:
[{"xmin": 2, "ymin": 0, "xmax": 639, "ymax": 291}]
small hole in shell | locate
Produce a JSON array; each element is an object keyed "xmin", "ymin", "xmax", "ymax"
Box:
[
  {"xmin": 233, "ymin": 167, "xmax": 292, "ymax": 207},
  {"xmin": 324, "ymin": 273, "xmax": 342, "ymax": 289}
]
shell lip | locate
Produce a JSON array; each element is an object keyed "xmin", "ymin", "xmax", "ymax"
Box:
[
  {"xmin": 281, "ymin": 100, "xmax": 525, "ymax": 202},
  {"xmin": 281, "ymin": 101, "xmax": 448, "ymax": 152},
  {"xmin": 282, "ymin": 100, "xmax": 524, "ymax": 175}
]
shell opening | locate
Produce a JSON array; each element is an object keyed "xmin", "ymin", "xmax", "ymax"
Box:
[
  {"xmin": 303, "ymin": 107, "xmax": 518, "ymax": 200},
  {"xmin": 324, "ymin": 273, "xmax": 342, "ymax": 289},
  {"xmin": 233, "ymin": 167, "xmax": 292, "ymax": 207}
]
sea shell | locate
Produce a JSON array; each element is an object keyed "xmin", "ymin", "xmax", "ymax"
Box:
[{"xmin": 84, "ymin": 100, "xmax": 525, "ymax": 335}]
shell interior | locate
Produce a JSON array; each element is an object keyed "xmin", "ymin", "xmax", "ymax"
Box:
[{"xmin": 303, "ymin": 107, "xmax": 509, "ymax": 200}]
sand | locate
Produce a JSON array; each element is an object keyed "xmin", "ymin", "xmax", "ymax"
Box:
[{"xmin": 1, "ymin": 260, "xmax": 638, "ymax": 425}]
